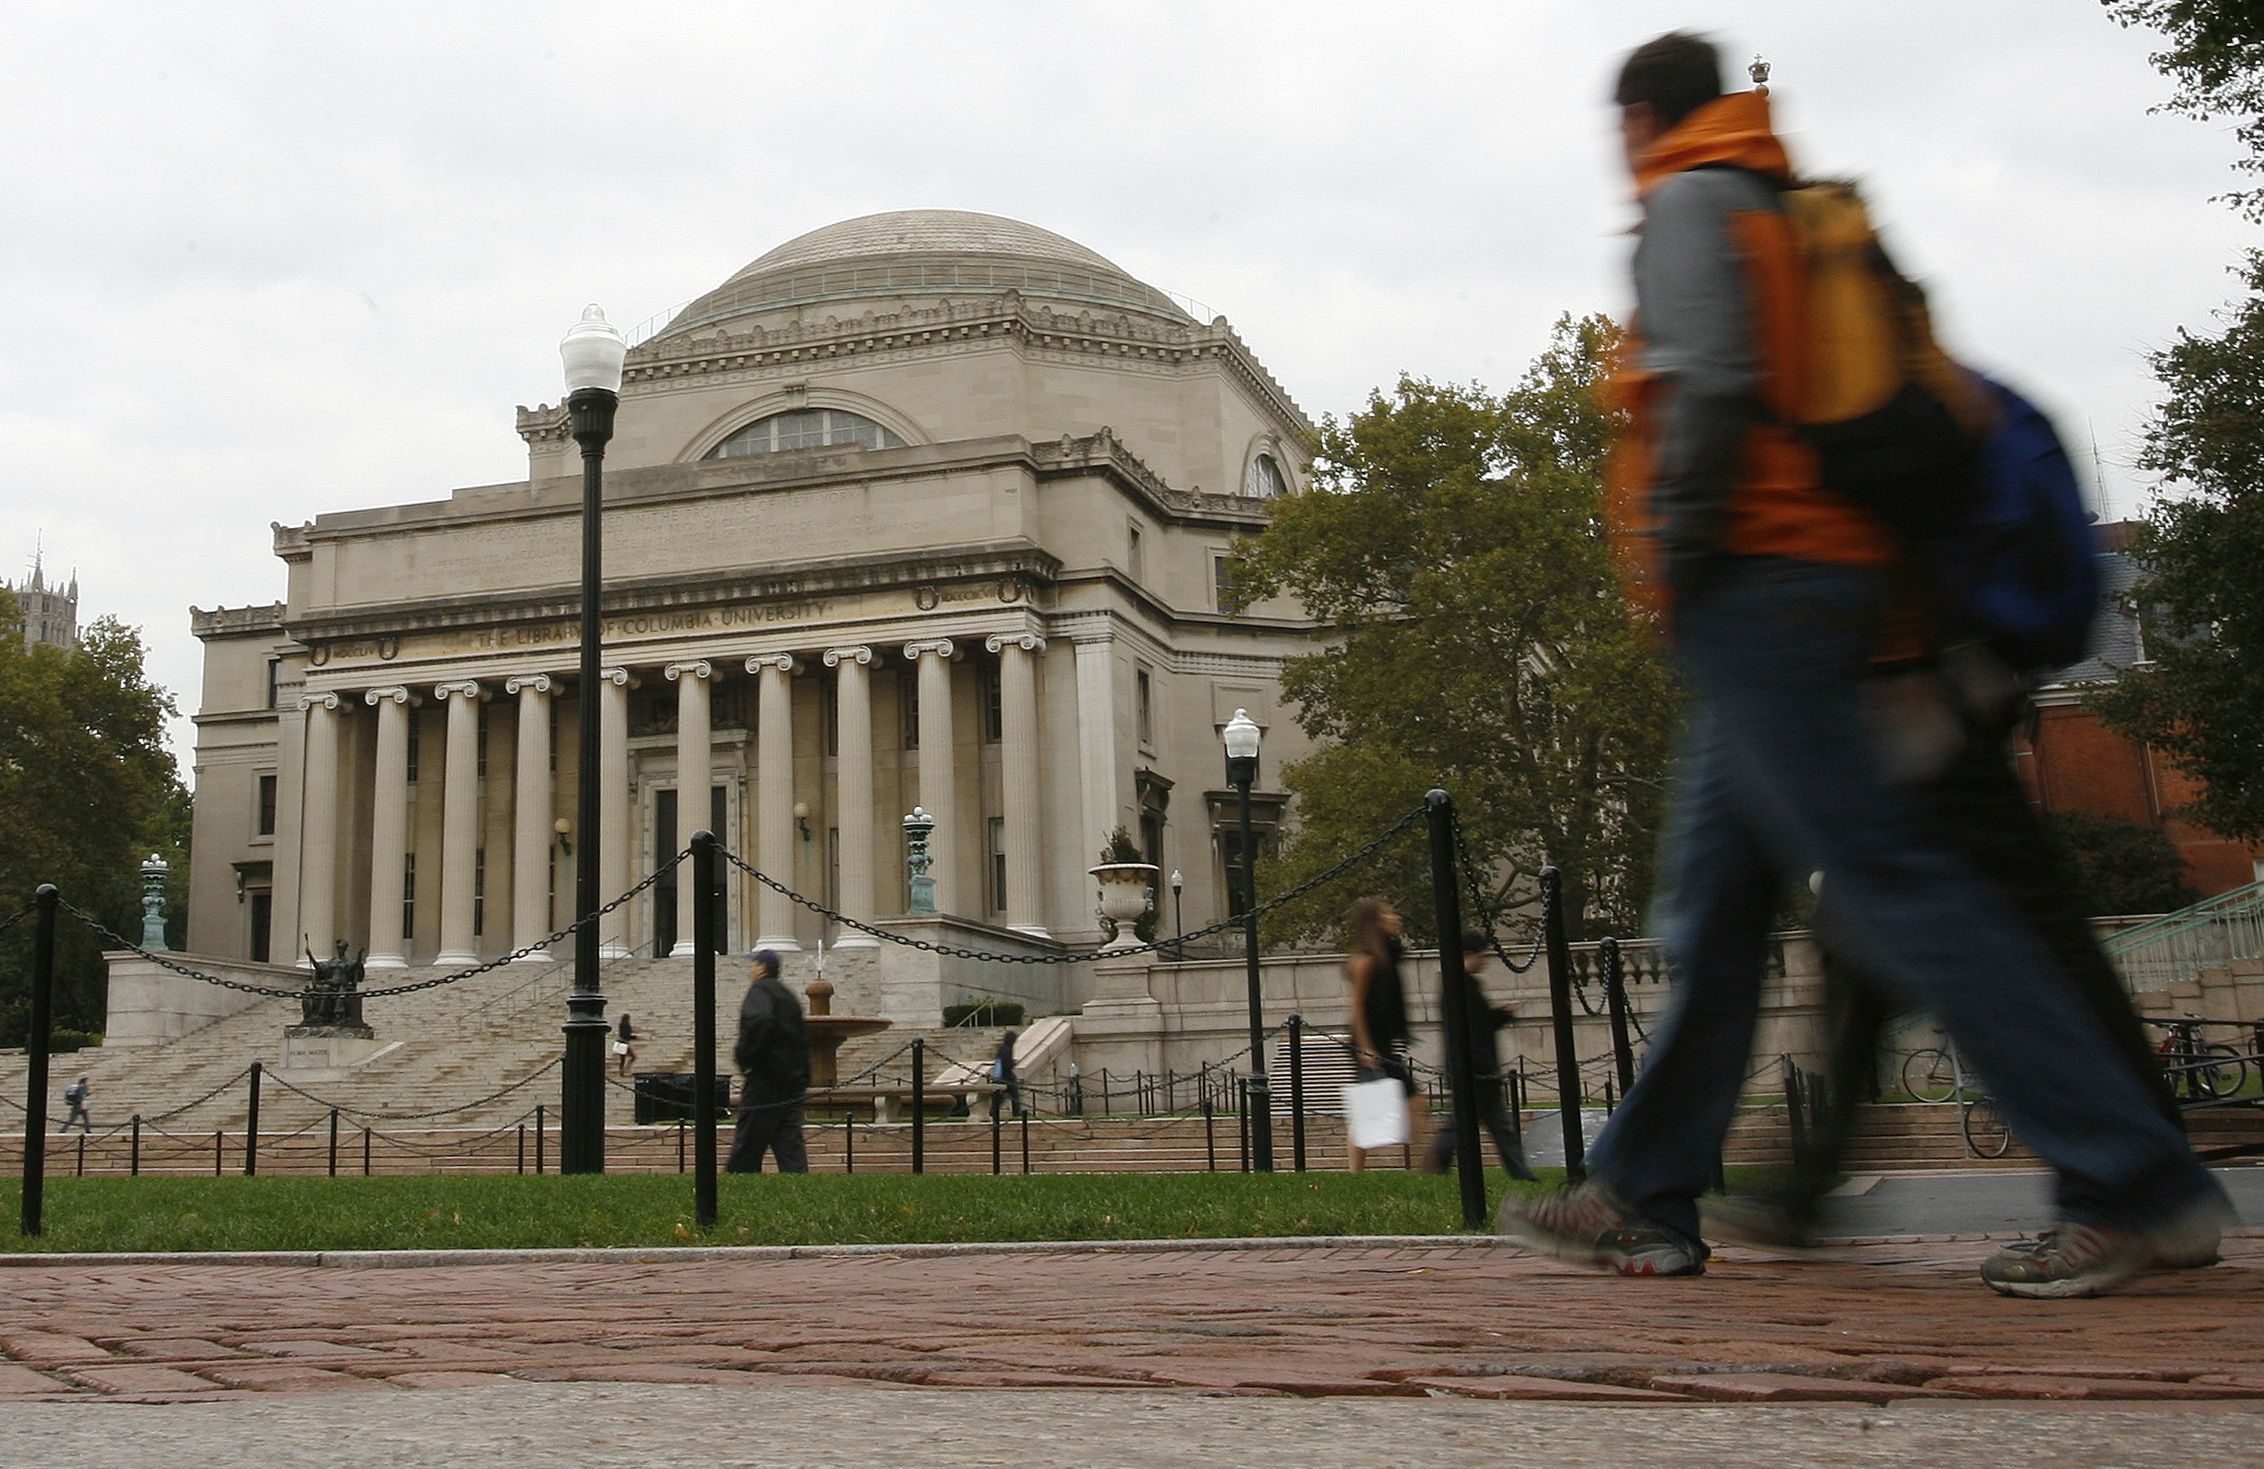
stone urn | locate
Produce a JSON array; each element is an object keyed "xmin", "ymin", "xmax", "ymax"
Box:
[{"xmin": 1089, "ymin": 862, "xmax": 1159, "ymax": 952}]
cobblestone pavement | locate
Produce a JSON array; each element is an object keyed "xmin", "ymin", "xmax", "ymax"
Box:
[{"xmin": 2, "ymin": 1232, "xmax": 2261, "ymax": 1416}]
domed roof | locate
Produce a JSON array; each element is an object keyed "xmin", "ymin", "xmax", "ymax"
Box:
[{"xmin": 655, "ymin": 209, "xmax": 1193, "ymax": 341}]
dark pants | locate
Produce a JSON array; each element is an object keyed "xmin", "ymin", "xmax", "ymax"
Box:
[
  {"xmin": 1777, "ymin": 715, "xmax": 2182, "ymax": 1217},
  {"xmin": 60, "ymin": 1103, "xmax": 90, "ymax": 1134},
  {"xmin": 725, "ymin": 1095, "xmax": 808, "ymax": 1174},
  {"xmin": 988, "ymin": 1081, "xmax": 1023, "ymax": 1119},
  {"xmin": 1424, "ymin": 1079, "xmax": 1536, "ymax": 1180}
]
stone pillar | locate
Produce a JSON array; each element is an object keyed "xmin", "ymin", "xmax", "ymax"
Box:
[
  {"xmin": 1074, "ymin": 634, "xmax": 1119, "ymax": 913},
  {"xmin": 297, "ymin": 692, "xmax": 344, "ymax": 964},
  {"xmin": 363, "ymin": 686, "xmax": 415, "ymax": 968},
  {"xmin": 598, "ymin": 667, "xmax": 635, "ymax": 960},
  {"xmin": 506, "ymin": 674, "xmax": 554, "ymax": 963},
  {"xmin": 433, "ymin": 680, "xmax": 486, "ymax": 966},
  {"xmin": 747, "ymin": 653, "xmax": 800, "ymax": 951},
  {"xmin": 987, "ymin": 633, "xmax": 1049, "ymax": 937},
  {"xmin": 823, "ymin": 646, "xmax": 877, "ymax": 947},
  {"xmin": 665, "ymin": 659, "xmax": 713, "ymax": 957},
  {"xmin": 903, "ymin": 638, "xmax": 957, "ymax": 915}
]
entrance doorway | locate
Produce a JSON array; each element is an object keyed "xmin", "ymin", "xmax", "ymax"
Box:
[{"xmin": 653, "ymin": 784, "xmax": 729, "ymax": 956}]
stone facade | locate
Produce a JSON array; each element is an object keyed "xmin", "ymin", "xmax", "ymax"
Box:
[
  {"xmin": 183, "ymin": 211, "xmax": 1322, "ymax": 998},
  {"xmin": 4, "ymin": 551, "xmax": 78, "ymax": 650}
]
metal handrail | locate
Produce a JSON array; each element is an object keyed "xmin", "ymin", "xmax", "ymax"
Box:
[{"xmin": 2104, "ymin": 880, "xmax": 2264, "ymax": 993}]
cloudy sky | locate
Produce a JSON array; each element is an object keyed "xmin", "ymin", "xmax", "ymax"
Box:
[{"xmin": 2, "ymin": 1, "xmax": 2255, "ymax": 773}]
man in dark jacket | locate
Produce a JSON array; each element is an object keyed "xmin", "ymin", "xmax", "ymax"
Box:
[
  {"xmin": 1423, "ymin": 933, "xmax": 1536, "ymax": 1182},
  {"xmin": 727, "ymin": 948, "xmax": 810, "ymax": 1174}
]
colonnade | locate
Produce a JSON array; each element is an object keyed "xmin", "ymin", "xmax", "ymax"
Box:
[{"xmin": 292, "ymin": 632, "xmax": 1053, "ymax": 968}]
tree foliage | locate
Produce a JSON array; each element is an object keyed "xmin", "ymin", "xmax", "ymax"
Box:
[
  {"xmin": 2048, "ymin": 810, "xmax": 2199, "ymax": 917},
  {"xmin": 2104, "ymin": 2, "xmax": 2264, "ymax": 218},
  {"xmin": 1232, "ymin": 316, "xmax": 1676, "ymax": 948},
  {"xmin": 0, "ymin": 592, "xmax": 189, "ymax": 1038}
]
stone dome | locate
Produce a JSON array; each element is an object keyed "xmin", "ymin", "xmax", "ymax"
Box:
[{"xmin": 656, "ymin": 209, "xmax": 1193, "ymax": 340}]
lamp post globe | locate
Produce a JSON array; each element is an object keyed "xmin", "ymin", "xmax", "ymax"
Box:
[
  {"xmin": 560, "ymin": 303, "xmax": 627, "ymax": 1175},
  {"xmin": 1222, "ymin": 708, "xmax": 1273, "ymax": 1170}
]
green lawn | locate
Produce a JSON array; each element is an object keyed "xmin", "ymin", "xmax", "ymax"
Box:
[{"xmin": 0, "ymin": 1170, "xmax": 1555, "ymax": 1255}]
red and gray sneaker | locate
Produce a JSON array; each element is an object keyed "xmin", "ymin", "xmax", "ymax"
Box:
[
  {"xmin": 1979, "ymin": 1223, "xmax": 2152, "ymax": 1298},
  {"xmin": 1497, "ymin": 1179, "xmax": 1707, "ymax": 1277}
]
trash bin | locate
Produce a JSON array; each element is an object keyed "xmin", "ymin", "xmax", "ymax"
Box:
[{"xmin": 633, "ymin": 1072, "xmax": 731, "ymax": 1124}]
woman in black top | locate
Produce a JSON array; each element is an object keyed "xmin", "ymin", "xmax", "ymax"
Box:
[
  {"xmin": 614, "ymin": 1013, "xmax": 638, "ymax": 1077},
  {"xmin": 1345, "ymin": 896, "xmax": 1425, "ymax": 1171}
]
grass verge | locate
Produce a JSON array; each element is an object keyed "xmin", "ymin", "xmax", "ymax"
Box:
[{"xmin": 0, "ymin": 1170, "xmax": 1557, "ymax": 1255}]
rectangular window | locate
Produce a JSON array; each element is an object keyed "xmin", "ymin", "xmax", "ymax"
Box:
[
  {"xmin": 476, "ymin": 701, "xmax": 490, "ymax": 779},
  {"xmin": 248, "ymin": 892, "xmax": 272, "ymax": 965},
  {"xmin": 472, "ymin": 847, "xmax": 486, "ymax": 937},
  {"xmin": 1127, "ymin": 521, "xmax": 1145, "ymax": 582},
  {"xmin": 1213, "ymin": 552, "xmax": 1243, "ymax": 614},
  {"xmin": 982, "ymin": 662, "xmax": 1002, "ymax": 744},
  {"xmin": 825, "ymin": 682, "xmax": 839, "ymax": 757},
  {"xmin": 405, "ymin": 713, "xmax": 421, "ymax": 785},
  {"xmin": 264, "ymin": 657, "xmax": 281, "ymax": 711},
  {"xmin": 402, "ymin": 853, "xmax": 417, "ymax": 942},
  {"xmin": 1136, "ymin": 669, "xmax": 1154, "ymax": 749},
  {"xmin": 256, "ymin": 773, "xmax": 278, "ymax": 837},
  {"xmin": 901, "ymin": 670, "xmax": 919, "ymax": 750},
  {"xmin": 989, "ymin": 816, "xmax": 1007, "ymax": 913}
]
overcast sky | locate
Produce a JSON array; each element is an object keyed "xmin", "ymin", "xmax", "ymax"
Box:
[{"xmin": 2, "ymin": 1, "xmax": 2255, "ymax": 774}]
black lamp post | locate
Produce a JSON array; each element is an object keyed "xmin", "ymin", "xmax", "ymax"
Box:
[
  {"xmin": 560, "ymin": 303, "xmax": 627, "ymax": 1175},
  {"xmin": 1223, "ymin": 709, "xmax": 1274, "ymax": 1171},
  {"xmin": 1169, "ymin": 868, "xmax": 1184, "ymax": 961}
]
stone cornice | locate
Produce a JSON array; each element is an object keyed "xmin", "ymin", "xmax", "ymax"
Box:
[
  {"xmin": 514, "ymin": 292, "xmax": 1314, "ymax": 449},
  {"xmin": 189, "ymin": 602, "xmax": 287, "ymax": 637}
]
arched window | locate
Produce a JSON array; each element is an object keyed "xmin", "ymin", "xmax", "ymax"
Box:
[
  {"xmin": 708, "ymin": 408, "xmax": 905, "ymax": 460},
  {"xmin": 1244, "ymin": 452, "xmax": 1288, "ymax": 499}
]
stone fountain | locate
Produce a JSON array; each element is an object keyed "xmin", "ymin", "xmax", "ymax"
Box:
[{"xmin": 801, "ymin": 968, "xmax": 892, "ymax": 1088}]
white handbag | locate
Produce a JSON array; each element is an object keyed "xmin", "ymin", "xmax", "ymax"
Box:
[{"xmin": 1341, "ymin": 1076, "xmax": 1409, "ymax": 1150}]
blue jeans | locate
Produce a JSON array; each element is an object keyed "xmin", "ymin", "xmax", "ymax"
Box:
[{"xmin": 1587, "ymin": 558, "xmax": 2222, "ymax": 1245}]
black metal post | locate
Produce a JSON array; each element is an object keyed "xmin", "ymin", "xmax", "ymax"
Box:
[
  {"xmin": 1100, "ymin": 1068, "xmax": 1111, "ymax": 1116},
  {"xmin": 1601, "ymin": 936, "xmax": 1636, "ymax": 1095},
  {"xmin": 1287, "ymin": 1013, "xmax": 1307, "ymax": 1172},
  {"xmin": 1172, "ymin": 881, "xmax": 1184, "ymax": 961},
  {"xmin": 1238, "ymin": 1086, "xmax": 1251, "ymax": 1172},
  {"xmin": 74, "ymin": 1132, "xmax": 84, "ymax": 1178},
  {"xmin": 329, "ymin": 1109, "xmax": 340, "ymax": 1177},
  {"xmin": 213, "ymin": 1129, "xmax": 222, "ymax": 1176},
  {"xmin": 1203, "ymin": 1092, "xmax": 1217, "ymax": 1171},
  {"xmin": 1233, "ymin": 775, "xmax": 1275, "ymax": 1171},
  {"xmin": 20, "ymin": 885, "xmax": 57, "ymax": 1235},
  {"xmin": 1020, "ymin": 1109, "xmax": 1030, "ymax": 1174},
  {"xmin": 844, "ymin": 1111, "xmax": 855, "ymax": 1174},
  {"xmin": 563, "ymin": 384, "xmax": 619, "ymax": 1175},
  {"xmin": 130, "ymin": 1115, "xmax": 142, "ymax": 1177},
  {"xmin": 990, "ymin": 1103, "xmax": 1002, "ymax": 1175},
  {"xmin": 1540, "ymin": 866, "xmax": 1587, "ymax": 1181},
  {"xmin": 1424, "ymin": 791, "xmax": 1486, "ymax": 1230},
  {"xmin": 1782, "ymin": 1057, "xmax": 1809, "ymax": 1171},
  {"xmin": 243, "ymin": 1061, "xmax": 263, "ymax": 1176},
  {"xmin": 363, "ymin": 1125, "xmax": 372, "ymax": 1176},
  {"xmin": 690, "ymin": 830, "xmax": 719, "ymax": 1230},
  {"xmin": 534, "ymin": 1104, "xmax": 545, "ymax": 1175},
  {"xmin": 516, "ymin": 1124, "xmax": 525, "ymax": 1175},
  {"xmin": 911, "ymin": 1039, "xmax": 925, "ymax": 1175}
]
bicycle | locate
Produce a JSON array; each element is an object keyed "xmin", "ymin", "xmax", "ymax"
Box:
[
  {"xmin": 1900, "ymin": 1046, "xmax": 1959, "ymax": 1104},
  {"xmin": 1960, "ymin": 1091, "xmax": 2011, "ymax": 1158},
  {"xmin": 2154, "ymin": 1016, "xmax": 2248, "ymax": 1102}
]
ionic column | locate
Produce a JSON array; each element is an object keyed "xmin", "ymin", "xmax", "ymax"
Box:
[
  {"xmin": 665, "ymin": 659, "xmax": 713, "ymax": 957},
  {"xmin": 746, "ymin": 653, "xmax": 801, "ymax": 951},
  {"xmin": 1074, "ymin": 635, "xmax": 1120, "ymax": 914},
  {"xmin": 987, "ymin": 633, "xmax": 1048, "ymax": 937},
  {"xmin": 363, "ymin": 686, "xmax": 415, "ymax": 968},
  {"xmin": 431, "ymin": 681, "xmax": 486, "ymax": 966},
  {"xmin": 298, "ymin": 692, "xmax": 344, "ymax": 964},
  {"xmin": 824, "ymin": 646, "xmax": 877, "ymax": 947},
  {"xmin": 903, "ymin": 638, "xmax": 958, "ymax": 914},
  {"xmin": 506, "ymin": 674, "xmax": 554, "ymax": 962},
  {"xmin": 598, "ymin": 667, "xmax": 635, "ymax": 959}
]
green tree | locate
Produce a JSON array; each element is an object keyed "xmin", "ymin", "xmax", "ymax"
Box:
[
  {"xmin": 1232, "ymin": 315, "xmax": 1676, "ymax": 947},
  {"xmin": 2048, "ymin": 810, "xmax": 2198, "ymax": 916},
  {"xmin": 2104, "ymin": 2, "xmax": 2264, "ymax": 218},
  {"xmin": 0, "ymin": 592, "xmax": 190, "ymax": 1039}
]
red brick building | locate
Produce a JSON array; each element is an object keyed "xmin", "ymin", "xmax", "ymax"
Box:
[{"xmin": 2014, "ymin": 524, "xmax": 2263, "ymax": 901}]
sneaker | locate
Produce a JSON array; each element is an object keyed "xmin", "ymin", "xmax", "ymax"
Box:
[
  {"xmin": 1980, "ymin": 1223, "xmax": 2151, "ymax": 1299},
  {"xmin": 1497, "ymin": 1179, "xmax": 1706, "ymax": 1277}
]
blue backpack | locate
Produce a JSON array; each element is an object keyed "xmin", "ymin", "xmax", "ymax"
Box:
[{"xmin": 1925, "ymin": 374, "xmax": 2102, "ymax": 676}]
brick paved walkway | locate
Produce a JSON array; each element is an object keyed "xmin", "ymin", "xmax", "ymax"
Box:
[{"xmin": 3, "ymin": 1233, "xmax": 2262, "ymax": 1406}]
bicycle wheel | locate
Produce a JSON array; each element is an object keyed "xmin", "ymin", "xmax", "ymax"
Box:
[
  {"xmin": 2194, "ymin": 1045, "xmax": 2247, "ymax": 1100},
  {"xmin": 1961, "ymin": 1095, "xmax": 2011, "ymax": 1158},
  {"xmin": 1901, "ymin": 1048, "xmax": 1956, "ymax": 1104}
]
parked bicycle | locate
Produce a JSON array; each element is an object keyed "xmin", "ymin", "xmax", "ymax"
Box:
[
  {"xmin": 2152, "ymin": 1015, "xmax": 2248, "ymax": 1102},
  {"xmin": 1900, "ymin": 1045, "xmax": 1960, "ymax": 1104}
]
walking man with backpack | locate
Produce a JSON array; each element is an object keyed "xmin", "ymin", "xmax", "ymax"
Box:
[
  {"xmin": 1498, "ymin": 30, "xmax": 2230, "ymax": 1296},
  {"xmin": 60, "ymin": 1076, "xmax": 91, "ymax": 1135}
]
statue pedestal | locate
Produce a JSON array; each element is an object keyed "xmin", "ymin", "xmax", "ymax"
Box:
[{"xmin": 280, "ymin": 1024, "xmax": 385, "ymax": 1078}]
